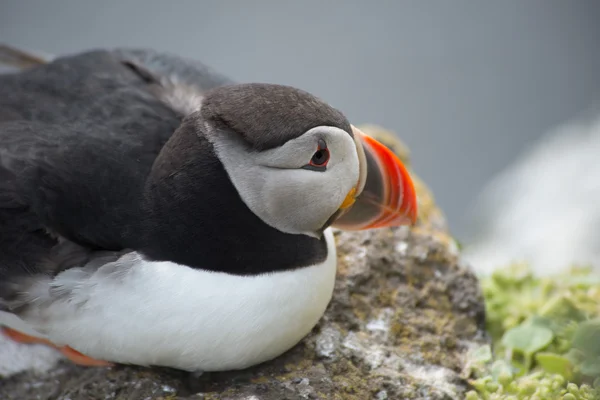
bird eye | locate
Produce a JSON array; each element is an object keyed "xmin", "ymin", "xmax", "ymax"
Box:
[
  {"xmin": 301, "ymin": 139, "xmax": 329, "ymax": 171},
  {"xmin": 310, "ymin": 148, "xmax": 330, "ymax": 167}
]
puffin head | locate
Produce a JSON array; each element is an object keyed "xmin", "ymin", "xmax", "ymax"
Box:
[{"xmin": 196, "ymin": 83, "xmax": 418, "ymax": 238}]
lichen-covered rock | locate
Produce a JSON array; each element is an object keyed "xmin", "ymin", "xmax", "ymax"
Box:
[{"xmin": 0, "ymin": 126, "xmax": 489, "ymax": 400}]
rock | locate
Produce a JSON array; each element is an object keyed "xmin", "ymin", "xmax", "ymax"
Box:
[{"xmin": 0, "ymin": 126, "xmax": 489, "ymax": 400}]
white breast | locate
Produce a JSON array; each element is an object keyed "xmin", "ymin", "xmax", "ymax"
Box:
[{"xmin": 1, "ymin": 229, "xmax": 338, "ymax": 372}]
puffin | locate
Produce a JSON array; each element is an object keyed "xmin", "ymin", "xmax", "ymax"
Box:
[{"xmin": 0, "ymin": 45, "xmax": 418, "ymax": 372}]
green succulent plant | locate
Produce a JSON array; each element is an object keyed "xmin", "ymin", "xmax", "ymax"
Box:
[{"xmin": 466, "ymin": 264, "xmax": 600, "ymax": 400}]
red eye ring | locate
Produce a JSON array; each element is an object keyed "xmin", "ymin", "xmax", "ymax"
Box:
[
  {"xmin": 309, "ymin": 147, "xmax": 330, "ymax": 167},
  {"xmin": 301, "ymin": 139, "xmax": 329, "ymax": 171}
]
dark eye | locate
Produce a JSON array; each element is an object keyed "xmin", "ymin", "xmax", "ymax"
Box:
[
  {"xmin": 301, "ymin": 139, "xmax": 329, "ymax": 171},
  {"xmin": 310, "ymin": 148, "xmax": 330, "ymax": 167}
]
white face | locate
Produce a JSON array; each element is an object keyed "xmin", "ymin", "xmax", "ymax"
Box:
[{"xmin": 208, "ymin": 125, "xmax": 362, "ymax": 238}]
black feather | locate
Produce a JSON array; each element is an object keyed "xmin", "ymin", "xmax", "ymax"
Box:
[{"xmin": 201, "ymin": 83, "xmax": 352, "ymax": 151}]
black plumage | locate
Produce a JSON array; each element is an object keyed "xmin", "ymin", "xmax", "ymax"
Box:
[
  {"xmin": 0, "ymin": 48, "xmax": 351, "ymax": 298},
  {"xmin": 201, "ymin": 83, "xmax": 352, "ymax": 151}
]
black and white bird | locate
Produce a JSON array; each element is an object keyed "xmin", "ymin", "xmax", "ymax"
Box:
[{"xmin": 0, "ymin": 46, "xmax": 417, "ymax": 372}]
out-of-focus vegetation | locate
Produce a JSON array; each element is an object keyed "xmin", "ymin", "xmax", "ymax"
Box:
[{"xmin": 465, "ymin": 264, "xmax": 600, "ymax": 399}]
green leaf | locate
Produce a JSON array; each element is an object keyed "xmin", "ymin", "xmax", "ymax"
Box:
[
  {"xmin": 464, "ymin": 391, "xmax": 481, "ymax": 400},
  {"xmin": 535, "ymin": 352, "xmax": 574, "ymax": 380},
  {"xmin": 501, "ymin": 321, "xmax": 554, "ymax": 355},
  {"xmin": 538, "ymin": 295, "xmax": 588, "ymax": 324},
  {"xmin": 526, "ymin": 315, "xmax": 554, "ymax": 330},
  {"xmin": 571, "ymin": 319, "xmax": 600, "ymax": 356},
  {"xmin": 490, "ymin": 359, "xmax": 514, "ymax": 383},
  {"xmin": 471, "ymin": 344, "xmax": 493, "ymax": 364},
  {"xmin": 580, "ymin": 358, "xmax": 600, "ymax": 376}
]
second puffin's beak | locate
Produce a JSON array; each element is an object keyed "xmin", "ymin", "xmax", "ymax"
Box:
[{"xmin": 332, "ymin": 126, "xmax": 418, "ymax": 230}]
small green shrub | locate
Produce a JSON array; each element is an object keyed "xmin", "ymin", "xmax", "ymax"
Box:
[{"xmin": 466, "ymin": 264, "xmax": 600, "ymax": 400}]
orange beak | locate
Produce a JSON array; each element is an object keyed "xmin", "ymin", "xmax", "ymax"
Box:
[{"xmin": 332, "ymin": 126, "xmax": 418, "ymax": 230}]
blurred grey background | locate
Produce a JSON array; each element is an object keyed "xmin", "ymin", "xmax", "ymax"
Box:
[{"xmin": 1, "ymin": 0, "xmax": 599, "ymax": 240}]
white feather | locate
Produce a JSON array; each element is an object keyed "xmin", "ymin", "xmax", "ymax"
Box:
[{"xmin": 0, "ymin": 229, "xmax": 338, "ymax": 372}]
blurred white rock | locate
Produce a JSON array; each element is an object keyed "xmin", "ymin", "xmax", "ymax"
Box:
[{"xmin": 462, "ymin": 110, "xmax": 600, "ymax": 276}]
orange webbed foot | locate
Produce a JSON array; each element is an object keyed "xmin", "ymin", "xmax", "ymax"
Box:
[
  {"xmin": 1, "ymin": 326, "xmax": 54, "ymax": 346},
  {"xmin": 2, "ymin": 326, "xmax": 113, "ymax": 367},
  {"xmin": 59, "ymin": 346, "xmax": 114, "ymax": 367}
]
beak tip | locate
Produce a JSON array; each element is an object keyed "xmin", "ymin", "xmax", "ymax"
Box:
[
  {"xmin": 410, "ymin": 207, "xmax": 419, "ymax": 226},
  {"xmin": 408, "ymin": 184, "xmax": 419, "ymax": 226},
  {"xmin": 398, "ymin": 159, "xmax": 419, "ymax": 227}
]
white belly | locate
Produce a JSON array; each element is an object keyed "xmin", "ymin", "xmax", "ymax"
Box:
[{"xmin": 1, "ymin": 229, "xmax": 338, "ymax": 372}]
